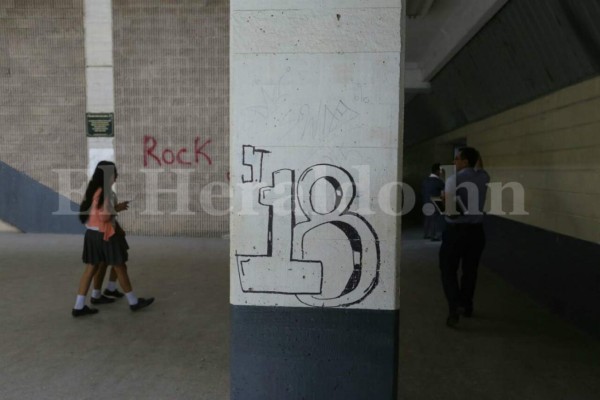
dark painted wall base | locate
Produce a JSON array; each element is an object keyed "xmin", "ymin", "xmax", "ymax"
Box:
[
  {"xmin": 483, "ymin": 216, "xmax": 600, "ymax": 338},
  {"xmin": 0, "ymin": 161, "xmax": 84, "ymax": 234},
  {"xmin": 231, "ymin": 305, "xmax": 399, "ymax": 400}
]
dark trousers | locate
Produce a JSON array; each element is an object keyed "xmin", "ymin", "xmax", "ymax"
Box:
[
  {"xmin": 423, "ymin": 211, "xmax": 445, "ymax": 239},
  {"xmin": 439, "ymin": 223, "xmax": 485, "ymax": 313}
]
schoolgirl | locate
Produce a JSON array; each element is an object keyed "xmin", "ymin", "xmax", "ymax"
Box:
[
  {"xmin": 72, "ymin": 161, "xmax": 154, "ymax": 317},
  {"xmin": 90, "ymin": 189, "xmax": 130, "ymax": 305}
]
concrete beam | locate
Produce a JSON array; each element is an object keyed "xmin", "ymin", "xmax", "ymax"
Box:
[
  {"xmin": 406, "ymin": 0, "xmax": 436, "ymax": 18},
  {"xmin": 420, "ymin": 0, "xmax": 509, "ymax": 80},
  {"xmin": 405, "ymin": 62, "xmax": 431, "ymax": 93}
]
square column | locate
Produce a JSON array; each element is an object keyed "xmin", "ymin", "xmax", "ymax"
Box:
[{"xmin": 230, "ymin": 1, "xmax": 404, "ymax": 398}]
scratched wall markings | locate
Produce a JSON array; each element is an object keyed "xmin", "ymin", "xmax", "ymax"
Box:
[{"xmin": 243, "ymin": 69, "xmax": 363, "ymax": 141}]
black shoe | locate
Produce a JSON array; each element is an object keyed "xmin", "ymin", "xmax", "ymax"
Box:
[
  {"xmin": 72, "ymin": 305, "xmax": 99, "ymax": 317},
  {"xmin": 446, "ymin": 313, "xmax": 459, "ymax": 328},
  {"xmin": 90, "ymin": 295, "xmax": 116, "ymax": 305},
  {"xmin": 103, "ymin": 289, "xmax": 124, "ymax": 298},
  {"xmin": 130, "ymin": 297, "xmax": 154, "ymax": 312}
]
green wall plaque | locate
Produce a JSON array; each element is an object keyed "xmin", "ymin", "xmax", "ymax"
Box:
[{"xmin": 86, "ymin": 113, "xmax": 114, "ymax": 137}]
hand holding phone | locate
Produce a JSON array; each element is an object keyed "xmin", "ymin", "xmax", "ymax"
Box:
[{"xmin": 115, "ymin": 201, "xmax": 130, "ymax": 212}]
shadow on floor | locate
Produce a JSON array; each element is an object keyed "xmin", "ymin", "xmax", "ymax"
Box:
[{"xmin": 398, "ymin": 226, "xmax": 600, "ymax": 400}]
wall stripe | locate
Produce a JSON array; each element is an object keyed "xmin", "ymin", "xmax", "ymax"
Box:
[
  {"xmin": 0, "ymin": 161, "xmax": 84, "ymax": 234},
  {"xmin": 483, "ymin": 215, "xmax": 600, "ymax": 338},
  {"xmin": 231, "ymin": 305, "xmax": 399, "ymax": 399}
]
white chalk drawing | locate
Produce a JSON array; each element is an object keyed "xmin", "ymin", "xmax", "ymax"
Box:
[{"xmin": 235, "ymin": 146, "xmax": 380, "ymax": 307}]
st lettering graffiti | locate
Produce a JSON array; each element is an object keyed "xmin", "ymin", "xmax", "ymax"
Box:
[{"xmin": 235, "ymin": 145, "xmax": 380, "ymax": 308}]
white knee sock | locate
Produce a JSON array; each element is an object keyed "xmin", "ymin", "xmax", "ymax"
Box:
[
  {"xmin": 107, "ymin": 281, "xmax": 117, "ymax": 291},
  {"xmin": 74, "ymin": 295, "xmax": 86, "ymax": 310},
  {"xmin": 91, "ymin": 289, "xmax": 101, "ymax": 299},
  {"xmin": 125, "ymin": 292, "xmax": 138, "ymax": 305}
]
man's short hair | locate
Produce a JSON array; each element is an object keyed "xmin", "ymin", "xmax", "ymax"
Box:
[
  {"xmin": 458, "ymin": 147, "xmax": 480, "ymax": 168},
  {"xmin": 431, "ymin": 163, "xmax": 441, "ymax": 173}
]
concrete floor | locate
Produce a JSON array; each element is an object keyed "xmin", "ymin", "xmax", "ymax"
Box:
[
  {"xmin": 399, "ymin": 229, "xmax": 600, "ymax": 400},
  {"xmin": 0, "ymin": 233, "xmax": 230, "ymax": 400},
  {"xmin": 0, "ymin": 230, "xmax": 599, "ymax": 399}
]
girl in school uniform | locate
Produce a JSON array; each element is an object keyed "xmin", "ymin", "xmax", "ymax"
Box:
[
  {"xmin": 72, "ymin": 161, "xmax": 154, "ymax": 317},
  {"xmin": 90, "ymin": 189, "xmax": 130, "ymax": 305}
]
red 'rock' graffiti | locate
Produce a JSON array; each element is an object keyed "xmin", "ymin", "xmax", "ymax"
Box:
[{"xmin": 143, "ymin": 135, "xmax": 212, "ymax": 167}]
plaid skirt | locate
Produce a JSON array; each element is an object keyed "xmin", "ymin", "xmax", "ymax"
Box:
[{"xmin": 82, "ymin": 229, "xmax": 129, "ymax": 265}]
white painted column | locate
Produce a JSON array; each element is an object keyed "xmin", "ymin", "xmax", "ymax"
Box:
[
  {"xmin": 230, "ymin": 1, "xmax": 404, "ymax": 398},
  {"xmin": 230, "ymin": 0, "xmax": 403, "ymax": 310},
  {"xmin": 84, "ymin": 0, "xmax": 115, "ymax": 178}
]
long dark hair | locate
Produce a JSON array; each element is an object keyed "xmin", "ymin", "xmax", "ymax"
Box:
[{"xmin": 79, "ymin": 161, "xmax": 117, "ymax": 224}]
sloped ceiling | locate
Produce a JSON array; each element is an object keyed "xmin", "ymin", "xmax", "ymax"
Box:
[
  {"xmin": 404, "ymin": 0, "xmax": 600, "ymax": 145},
  {"xmin": 404, "ymin": 0, "xmax": 508, "ymax": 92}
]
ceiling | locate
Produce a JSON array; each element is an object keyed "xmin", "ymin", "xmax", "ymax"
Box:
[
  {"xmin": 404, "ymin": 0, "xmax": 600, "ymax": 145},
  {"xmin": 404, "ymin": 0, "xmax": 509, "ymax": 93}
]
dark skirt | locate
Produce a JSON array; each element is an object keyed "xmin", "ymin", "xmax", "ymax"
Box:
[{"xmin": 82, "ymin": 229, "xmax": 129, "ymax": 265}]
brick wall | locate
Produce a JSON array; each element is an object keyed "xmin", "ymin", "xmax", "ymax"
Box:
[
  {"xmin": 113, "ymin": 0, "xmax": 229, "ymax": 237},
  {"xmin": 405, "ymin": 76, "xmax": 600, "ymax": 244},
  {"xmin": 0, "ymin": 0, "xmax": 87, "ymax": 198}
]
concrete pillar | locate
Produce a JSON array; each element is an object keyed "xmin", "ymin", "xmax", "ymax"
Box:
[
  {"xmin": 230, "ymin": 1, "xmax": 404, "ymax": 398},
  {"xmin": 84, "ymin": 0, "xmax": 115, "ymax": 177}
]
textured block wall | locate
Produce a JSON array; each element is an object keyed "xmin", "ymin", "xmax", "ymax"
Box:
[
  {"xmin": 0, "ymin": 0, "xmax": 87, "ymax": 199},
  {"xmin": 404, "ymin": 76, "xmax": 600, "ymax": 244},
  {"xmin": 113, "ymin": 0, "xmax": 229, "ymax": 237}
]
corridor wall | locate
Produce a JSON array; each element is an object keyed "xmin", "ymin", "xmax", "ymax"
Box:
[
  {"xmin": 112, "ymin": 0, "xmax": 229, "ymax": 237},
  {"xmin": 404, "ymin": 75, "xmax": 600, "ymax": 336},
  {"xmin": 0, "ymin": 0, "xmax": 87, "ymax": 232},
  {"xmin": 0, "ymin": 0, "xmax": 230, "ymax": 237}
]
